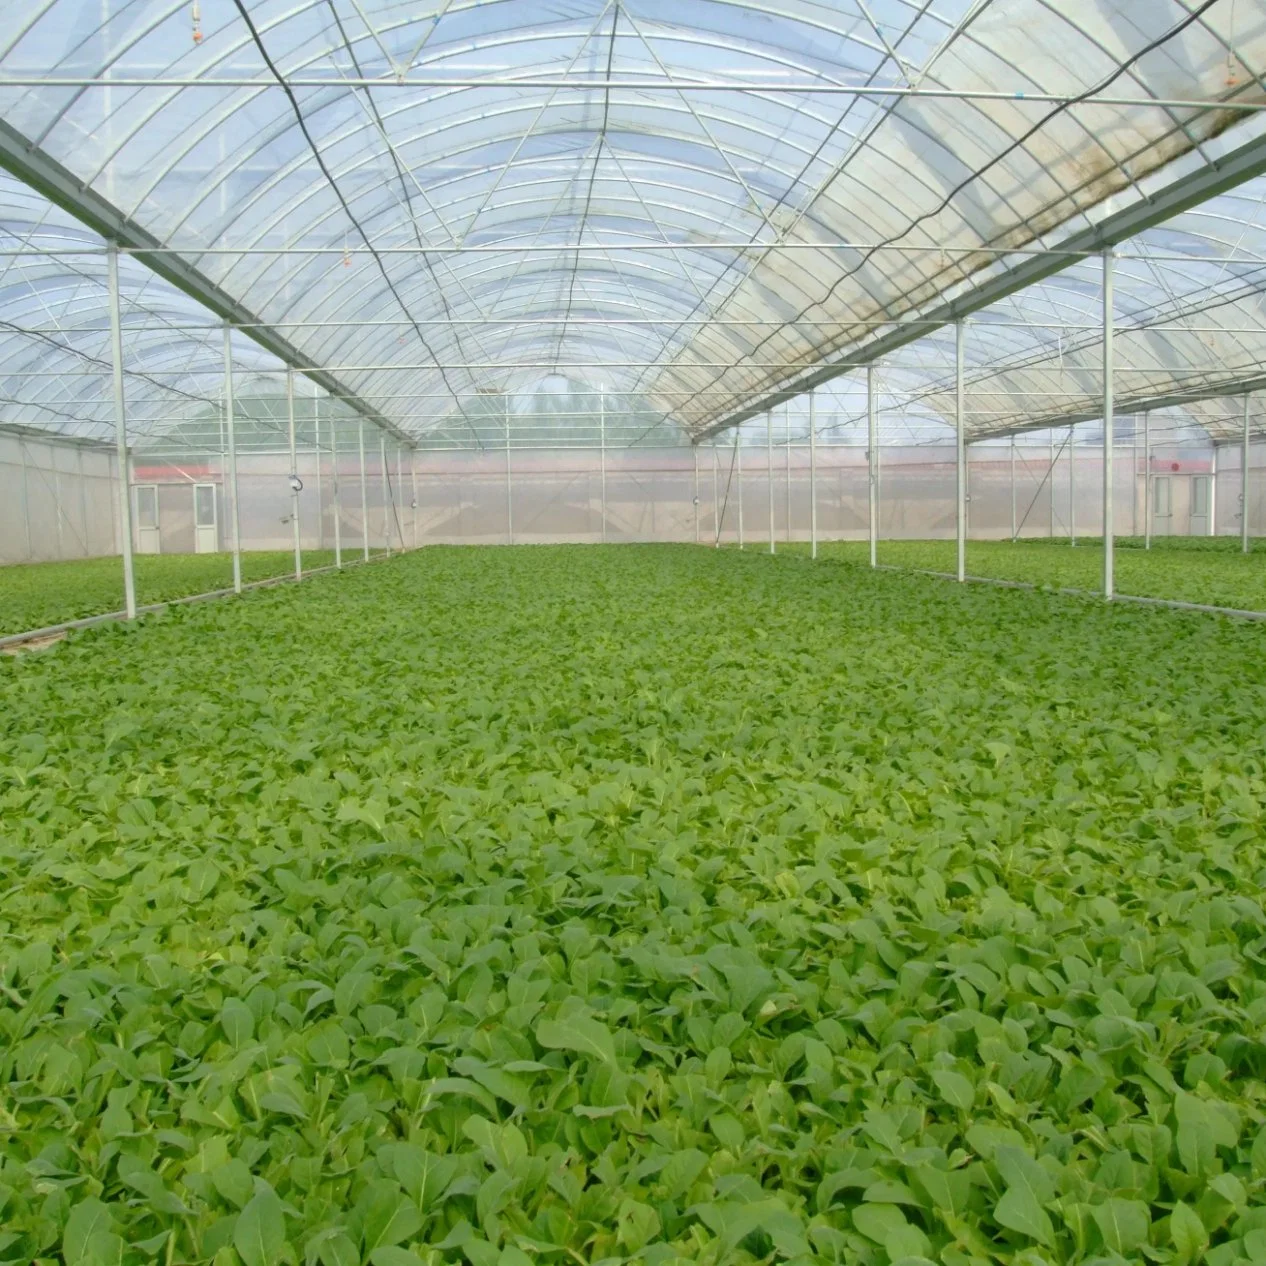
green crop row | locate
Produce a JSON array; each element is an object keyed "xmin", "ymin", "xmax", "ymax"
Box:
[
  {"xmin": 770, "ymin": 540, "xmax": 1266, "ymax": 613},
  {"xmin": 2, "ymin": 545, "xmax": 1265, "ymax": 1266},
  {"xmin": 0, "ymin": 552, "xmax": 345, "ymax": 638}
]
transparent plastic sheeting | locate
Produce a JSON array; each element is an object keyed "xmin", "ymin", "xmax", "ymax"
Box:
[
  {"xmin": 0, "ymin": 429, "xmax": 120, "ymax": 562},
  {"xmin": 2, "ymin": 3, "xmax": 1266, "ymax": 449},
  {"xmin": 7, "ymin": 428, "xmax": 1260, "ymax": 565}
]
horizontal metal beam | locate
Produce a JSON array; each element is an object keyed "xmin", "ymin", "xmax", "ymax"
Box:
[
  {"xmin": 0, "ymin": 117, "xmax": 412, "ymax": 445},
  {"xmin": 0, "ymin": 418, "xmax": 117, "ymax": 451},
  {"xmin": 4, "ymin": 243, "xmax": 1266, "ymax": 263},
  {"xmin": 704, "ymin": 125, "xmax": 1266, "ymax": 439},
  {"xmin": 0, "ymin": 77, "xmax": 1259, "ymax": 114},
  {"xmin": 970, "ymin": 371, "xmax": 1266, "ymax": 441}
]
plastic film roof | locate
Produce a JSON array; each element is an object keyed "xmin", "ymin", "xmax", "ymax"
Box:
[{"xmin": 2, "ymin": 1, "xmax": 1266, "ymax": 445}]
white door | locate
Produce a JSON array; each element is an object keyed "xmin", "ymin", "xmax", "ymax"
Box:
[
  {"xmin": 1189, "ymin": 475, "xmax": 1211, "ymax": 536},
  {"xmin": 194, "ymin": 483, "xmax": 218, "ymax": 553},
  {"xmin": 135, "ymin": 484, "xmax": 161, "ymax": 553},
  {"xmin": 1153, "ymin": 476, "xmax": 1173, "ymax": 537}
]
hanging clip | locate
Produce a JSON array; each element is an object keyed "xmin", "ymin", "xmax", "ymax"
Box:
[{"xmin": 192, "ymin": 0, "xmax": 202, "ymax": 43}]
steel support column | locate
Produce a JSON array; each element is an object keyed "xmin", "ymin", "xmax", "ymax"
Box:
[
  {"xmin": 1244, "ymin": 396, "xmax": 1252, "ymax": 554},
  {"xmin": 712, "ymin": 442, "xmax": 719, "ymax": 547},
  {"xmin": 1102, "ymin": 249, "xmax": 1115, "ymax": 599},
  {"xmin": 1143, "ymin": 411, "xmax": 1151, "ymax": 550},
  {"xmin": 410, "ymin": 447, "xmax": 418, "ymax": 549},
  {"xmin": 1069, "ymin": 424, "xmax": 1076, "ymax": 546},
  {"xmin": 868, "ymin": 364, "xmax": 879, "ymax": 568},
  {"xmin": 692, "ymin": 445, "xmax": 700, "ymax": 544},
  {"xmin": 331, "ymin": 404, "xmax": 342, "ymax": 568},
  {"xmin": 809, "ymin": 390, "xmax": 818, "ymax": 560},
  {"xmin": 223, "ymin": 321, "xmax": 242, "ymax": 595},
  {"xmin": 380, "ymin": 433, "xmax": 391, "ymax": 556},
  {"xmin": 767, "ymin": 410, "xmax": 775, "ymax": 555},
  {"xmin": 955, "ymin": 320, "xmax": 966, "ymax": 583},
  {"xmin": 1009, "ymin": 435, "xmax": 1017, "ymax": 541},
  {"xmin": 505, "ymin": 398, "xmax": 513, "ymax": 546},
  {"xmin": 108, "ymin": 244, "xmax": 137, "ymax": 617},
  {"xmin": 287, "ymin": 369, "xmax": 301, "ymax": 580},
  {"xmin": 358, "ymin": 419, "xmax": 370, "ymax": 562}
]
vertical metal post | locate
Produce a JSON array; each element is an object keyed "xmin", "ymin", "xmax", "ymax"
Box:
[
  {"xmin": 54, "ymin": 463, "xmax": 65, "ymax": 559},
  {"xmin": 599, "ymin": 387, "xmax": 607, "ymax": 543},
  {"xmin": 77, "ymin": 447, "xmax": 89, "ymax": 559},
  {"xmin": 868, "ymin": 365, "xmax": 879, "ymax": 568},
  {"xmin": 1048, "ymin": 434, "xmax": 1055, "ymax": 536},
  {"xmin": 1143, "ymin": 411, "xmax": 1151, "ymax": 551},
  {"xmin": 1210, "ymin": 446, "xmax": 1218, "ymax": 537},
  {"xmin": 712, "ymin": 441, "xmax": 719, "ymax": 547},
  {"xmin": 358, "ymin": 418, "xmax": 369, "ymax": 561},
  {"xmin": 1009, "ymin": 434, "xmax": 1016, "ymax": 541},
  {"xmin": 396, "ymin": 445, "xmax": 405, "ymax": 551},
  {"xmin": 1069, "ymin": 423, "xmax": 1076, "ymax": 546},
  {"xmin": 1102, "ymin": 248, "xmax": 1115, "ymax": 599},
  {"xmin": 1243, "ymin": 396, "xmax": 1252, "ymax": 554},
  {"xmin": 736, "ymin": 431, "xmax": 744, "ymax": 549},
  {"xmin": 314, "ymin": 398, "xmax": 324, "ymax": 551},
  {"xmin": 287, "ymin": 369, "xmax": 301, "ymax": 580},
  {"xmin": 1132, "ymin": 416, "xmax": 1139, "ymax": 537},
  {"xmin": 779, "ymin": 407, "xmax": 789, "ymax": 541},
  {"xmin": 767, "ymin": 409, "xmax": 775, "ymax": 554},
  {"xmin": 18, "ymin": 437, "xmax": 32, "ymax": 560},
  {"xmin": 331, "ymin": 404, "xmax": 342, "ymax": 568},
  {"xmin": 809, "ymin": 390, "xmax": 818, "ymax": 559},
  {"xmin": 380, "ymin": 432, "xmax": 391, "ymax": 556},
  {"xmin": 955, "ymin": 319, "xmax": 966, "ymax": 582},
  {"xmin": 108, "ymin": 245, "xmax": 137, "ymax": 617},
  {"xmin": 410, "ymin": 447, "xmax": 418, "ymax": 549},
  {"xmin": 692, "ymin": 444, "xmax": 700, "ymax": 544},
  {"xmin": 505, "ymin": 396, "xmax": 513, "ymax": 545},
  {"xmin": 223, "ymin": 321, "xmax": 242, "ymax": 594}
]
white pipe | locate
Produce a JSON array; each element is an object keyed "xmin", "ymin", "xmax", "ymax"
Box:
[
  {"xmin": 331, "ymin": 402, "xmax": 342, "ymax": 568},
  {"xmin": 107, "ymin": 244, "xmax": 137, "ymax": 618},
  {"xmin": 809, "ymin": 390, "xmax": 817, "ymax": 559},
  {"xmin": 1244, "ymin": 396, "xmax": 1252, "ymax": 554},
  {"xmin": 955, "ymin": 319, "xmax": 966, "ymax": 583},
  {"xmin": 868, "ymin": 364, "xmax": 878, "ymax": 568},
  {"xmin": 1009, "ymin": 435, "xmax": 1016, "ymax": 541},
  {"xmin": 600, "ymin": 387, "xmax": 607, "ymax": 543},
  {"xmin": 358, "ymin": 419, "xmax": 369, "ymax": 562},
  {"xmin": 314, "ymin": 400, "xmax": 323, "ymax": 552},
  {"xmin": 223, "ymin": 321, "xmax": 242, "ymax": 594},
  {"xmin": 767, "ymin": 409, "xmax": 775, "ymax": 555},
  {"xmin": 287, "ymin": 369, "xmax": 301, "ymax": 580},
  {"xmin": 1143, "ymin": 411, "xmax": 1151, "ymax": 550},
  {"xmin": 1103, "ymin": 249, "xmax": 1115, "ymax": 600},
  {"xmin": 1069, "ymin": 423, "xmax": 1076, "ymax": 546},
  {"xmin": 505, "ymin": 397, "xmax": 513, "ymax": 545},
  {"xmin": 380, "ymin": 432, "xmax": 391, "ymax": 556},
  {"xmin": 693, "ymin": 444, "xmax": 700, "ymax": 544},
  {"xmin": 712, "ymin": 442, "xmax": 719, "ymax": 547},
  {"xmin": 1210, "ymin": 445, "xmax": 1218, "ymax": 538}
]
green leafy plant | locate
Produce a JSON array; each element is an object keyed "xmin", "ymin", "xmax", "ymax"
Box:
[
  {"xmin": 1, "ymin": 544, "xmax": 1265, "ymax": 1265},
  {"xmin": 0, "ymin": 551, "xmax": 340, "ymax": 636}
]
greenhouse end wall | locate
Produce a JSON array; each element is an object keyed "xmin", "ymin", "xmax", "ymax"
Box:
[
  {"xmin": 3, "ymin": 435, "xmax": 1258, "ymax": 566},
  {"xmin": 0, "ymin": 430, "xmax": 120, "ymax": 564}
]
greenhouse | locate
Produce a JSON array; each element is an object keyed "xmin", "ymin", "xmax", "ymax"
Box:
[{"xmin": 3, "ymin": 1, "xmax": 1266, "ymax": 1263}]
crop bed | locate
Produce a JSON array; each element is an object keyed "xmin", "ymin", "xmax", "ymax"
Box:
[
  {"xmin": 2, "ymin": 545, "xmax": 1265, "ymax": 1265},
  {"xmin": 0, "ymin": 551, "xmax": 341, "ymax": 638},
  {"xmin": 797, "ymin": 539, "xmax": 1266, "ymax": 613}
]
